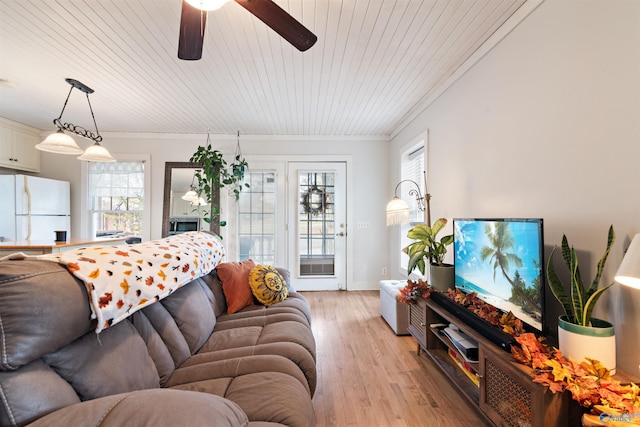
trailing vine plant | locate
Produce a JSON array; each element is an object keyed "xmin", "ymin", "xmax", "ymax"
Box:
[{"xmin": 188, "ymin": 131, "xmax": 249, "ymax": 233}]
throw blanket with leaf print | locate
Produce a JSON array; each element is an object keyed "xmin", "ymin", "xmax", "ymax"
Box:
[{"xmin": 39, "ymin": 231, "xmax": 225, "ymax": 333}]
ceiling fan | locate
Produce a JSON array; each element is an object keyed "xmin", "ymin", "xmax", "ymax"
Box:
[{"xmin": 178, "ymin": 0, "xmax": 317, "ymax": 60}]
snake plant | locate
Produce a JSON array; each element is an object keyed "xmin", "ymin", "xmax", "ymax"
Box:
[{"xmin": 546, "ymin": 225, "xmax": 615, "ymax": 327}]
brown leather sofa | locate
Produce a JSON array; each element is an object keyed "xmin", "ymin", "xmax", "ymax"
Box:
[{"xmin": 0, "ymin": 259, "xmax": 316, "ymax": 427}]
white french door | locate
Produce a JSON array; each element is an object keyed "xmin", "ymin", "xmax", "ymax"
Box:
[{"xmin": 287, "ymin": 162, "xmax": 347, "ymax": 291}]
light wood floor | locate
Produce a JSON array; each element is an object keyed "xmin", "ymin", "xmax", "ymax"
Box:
[{"xmin": 303, "ymin": 291, "xmax": 490, "ymax": 427}]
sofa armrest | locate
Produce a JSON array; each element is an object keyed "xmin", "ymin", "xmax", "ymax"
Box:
[{"xmin": 27, "ymin": 389, "xmax": 248, "ymax": 427}]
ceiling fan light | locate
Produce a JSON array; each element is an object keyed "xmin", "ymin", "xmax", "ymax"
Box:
[
  {"xmin": 77, "ymin": 143, "xmax": 116, "ymax": 162},
  {"xmin": 36, "ymin": 130, "xmax": 84, "ymax": 155},
  {"xmin": 185, "ymin": 0, "xmax": 230, "ymax": 11}
]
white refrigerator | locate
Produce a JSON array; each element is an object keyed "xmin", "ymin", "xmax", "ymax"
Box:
[{"xmin": 0, "ymin": 175, "xmax": 71, "ymax": 242}]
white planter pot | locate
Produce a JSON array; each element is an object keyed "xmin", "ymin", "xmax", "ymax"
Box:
[
  {"xmin": 429, "ymin": 263, "xmax": 454, "ymax": 292},
  {"xmin": 557, "ymin": 315, "xmax": 616, "ymax": 375}
]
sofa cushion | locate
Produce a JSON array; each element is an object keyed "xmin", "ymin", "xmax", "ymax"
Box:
[
  {"xmin": 217, "ymin": 259, "xmax": 256, "ymax": 314},
  {"xmin": 42, "ymin": 320, "xmax": 160, "ymax": 401},
  {"xmin": 130, "ymin": 311, "xmax": 176, "ymax": 386},
  {"xmin": 0, "ymin": 260, "xmax": 94, "ymax": 370},
  {"xmin": 140, "ymin": 301, "xmax": 192, "ymax": 368},
  {"xmin": 160, "ymin": 278, "xmax": 216, "ymax": 354},
  {"xmin": 26, "ymin": 389, "xmax": 249, "ymax": 427},
  {"xmin": 0, "ymin": 359, "xmax": 81, "ymax": 427},
  {"xmin": 249, "ymin": 265, "xmax": 288, "ymax": 306}
]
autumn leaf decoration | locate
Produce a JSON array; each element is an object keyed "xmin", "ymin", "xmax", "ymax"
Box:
[
  {"xmin": 396, "ymin": 279, "xmax": 433, "ymax": 304},
  {"xmin": 513, "ymin": 332, "xmax": 640, "ymax": 416}
]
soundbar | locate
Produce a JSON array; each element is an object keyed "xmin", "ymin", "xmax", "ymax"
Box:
[{"xmin": 430, "ymin": 292, "xmax": 516, "ymax": 352}]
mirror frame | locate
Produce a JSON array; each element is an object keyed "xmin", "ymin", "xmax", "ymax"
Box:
[{"xmin": 162, "ymin": 162, "xmax": 220, "ymax": 237}]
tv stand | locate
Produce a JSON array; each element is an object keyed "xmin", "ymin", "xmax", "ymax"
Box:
[{"xmin": 408, "ymin": 296, "xmax": 575, "ymax": 427}]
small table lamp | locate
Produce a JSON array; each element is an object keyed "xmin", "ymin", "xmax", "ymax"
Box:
[{"xmin": 615, "ymin": 233, "xmax": 640, "ymax": 289}]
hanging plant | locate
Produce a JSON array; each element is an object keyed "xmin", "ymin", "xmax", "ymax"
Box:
[{"xmin": 188, "ymin": 131, "xmax": 249, "ymax": 231}]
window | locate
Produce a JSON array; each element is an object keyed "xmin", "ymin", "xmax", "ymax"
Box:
[
  {"xmin": 238, "ymin": 171, "xmax": 277, "ymax": 264},
  {"xmin": 400, "ymin": 141, "xmax": 425, "ymax": 274},
  {"xmin": 88, "ymin": 160, "xmax": 145, "ymax": 239}
]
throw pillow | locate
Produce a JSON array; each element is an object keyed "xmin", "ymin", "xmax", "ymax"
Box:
[
  {"xmin": 216, "ymin": 259, "xmax": 256, "ymax": 314},
  {"xmin": 249, "ymin": 265, "xmax": 289, "ymax": 306}
]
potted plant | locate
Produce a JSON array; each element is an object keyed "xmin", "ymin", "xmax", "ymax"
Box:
[
  {"xmin": 189, "ymin": 138, "xmax": 249, "ymax": 235},
  {"xmin": 403, "ymin": 218, "xmax": 454, "ymax": 291},
  {"xmin": 546, "ymin": 225, "xmax": 617, "ymax": 373}
]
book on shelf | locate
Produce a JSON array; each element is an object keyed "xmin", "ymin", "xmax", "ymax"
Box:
[{"xmin": 448, "ymin": 348, "xmax": 480, "ymax": 387}]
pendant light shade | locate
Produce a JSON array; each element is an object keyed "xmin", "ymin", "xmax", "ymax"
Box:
[
  {"xmin": 77, "ymin": 143, "xmax": 116, "ymax": 162},
  {"xmin": 36, "ymin": 130, "xmax": 84, "ymax": 155},
  {"xmin": 185, "ymin": 0, "xmax": 230, "ymax": 10},
  {"xmin": 181, "ymin": 189, "xmax": 199, "ymax": 202}
]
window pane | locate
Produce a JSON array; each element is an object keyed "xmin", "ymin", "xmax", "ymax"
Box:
[
  {"xmin": 237, "ymin": 171, "xmax": 277, "ymax": 265},
  {"xmin": 89, "ymin": 161, "xmax": 145, "ymax": 238}
]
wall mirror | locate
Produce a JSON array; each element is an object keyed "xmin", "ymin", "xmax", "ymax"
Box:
[{"xmin": 162, "ymin": 162, "xmax": 220, "ymax": 237}]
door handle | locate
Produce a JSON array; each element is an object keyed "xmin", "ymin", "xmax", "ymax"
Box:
[{"xmin": 336, "ymin": 232, "xmax": 346, "ymax": 237}]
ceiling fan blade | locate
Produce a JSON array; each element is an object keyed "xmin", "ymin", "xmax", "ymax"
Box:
[
  {"xmin": 234, "ymin": 0, "xmax": 317, "ymax": 51},
  {"xmin": 178, "ymin": 1, "xmax": 207, "ymax": 60}
]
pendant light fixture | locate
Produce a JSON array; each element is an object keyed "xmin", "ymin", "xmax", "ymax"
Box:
[
  {"xmin": 36, "ymin": 78, "xmax": 115, "ymax": 162},
  {"xmin": 181, "ymin": 169, "xmax": 200, "ymax": 202}
]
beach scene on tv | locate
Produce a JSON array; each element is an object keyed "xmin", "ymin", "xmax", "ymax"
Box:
[{"xmin": 454, "ymin": 219, "xmax": 543, "ymax": 332}]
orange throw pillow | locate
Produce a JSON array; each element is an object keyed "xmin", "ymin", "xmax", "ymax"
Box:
[{"xmin": 216, "ymin": 259, "xmax": 256, "ymax": 314}]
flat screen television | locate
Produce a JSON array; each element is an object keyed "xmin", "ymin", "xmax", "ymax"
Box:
[{"xmin": 453, "ymin": 218, "xmax": 544, "ymax": 333}]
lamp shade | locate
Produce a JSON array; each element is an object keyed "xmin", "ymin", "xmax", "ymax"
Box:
[
  {"xmin": 615, "ymin": 233, "xmax": 640, "ymax": 289},
  {"xmin": 36, "ymin": 130, "xmax": 84, "ymax": 155},
  {"xmin": 77, "ymin": 143, "xmax": 116, "ymax": 162},
  {"xmin": 386, "ymin": 197, "xmax": 410, "ymax": 226},
  {"xmin": 191, "ymin": 197, "xmax": 208, "ymax": 206},
  {"xmin": 182, "ymin": 190, "xmax": 199, "ymax": 202},
  {"xmin": 185, "ymin": 0, "xmax": 230, "ymax": 10}
]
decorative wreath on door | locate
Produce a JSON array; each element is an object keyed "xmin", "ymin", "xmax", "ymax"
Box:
[{"xmin": 301, "ymin": 186, "xmax": 326, "ymax": 216}]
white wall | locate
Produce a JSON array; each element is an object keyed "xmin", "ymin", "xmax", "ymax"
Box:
[
  {"xmin": 39, "ymin": 133, "xmax": 389, "ymax": 291},
  {"xmin": 390, "ymin": 0, "xmax": 640, "ymax": 375}
]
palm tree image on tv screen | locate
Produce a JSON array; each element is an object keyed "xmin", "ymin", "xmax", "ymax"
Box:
[{"xmin": 453, "ymin": 218, "xmax": 543, "ymax": 332}]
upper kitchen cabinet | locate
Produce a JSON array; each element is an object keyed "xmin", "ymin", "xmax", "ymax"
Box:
[{"xmin": 0, "ymin": 118, "xmax": 40, "ymax": 172}]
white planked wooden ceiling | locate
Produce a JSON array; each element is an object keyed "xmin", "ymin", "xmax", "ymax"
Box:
[{"xmin": 0, "ymin": 0, "xmax": 539, "ymax": 137}]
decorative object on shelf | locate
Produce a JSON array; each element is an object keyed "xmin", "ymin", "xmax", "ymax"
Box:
[
  {"xmin": 396, "ymin": 279, "xmax": 433, "ymax": 304},
  {"xmin": 385, "ymin": 171, "xmax": 430, "ymax": 226},
  {"xmin": 615, "ymin": 233, "xmax": 640, "ymax": 289},
  {"xmin": 188, "ymin": 131, "xmax": 249, "ymax": 232},
  {"xmin": 511, "ymin": 332, "xmax": 639, "ymax": 426},
  {"xmin": 546, "ymin": 225, "xmax": 617, "ymax": 373},
  {"xmin": 36, "ymin": 78, "xmax": 115, "ymax": 162},
  {"xmin": 403, "ymin": 217, "xmax": 454, "ymax": 291}
]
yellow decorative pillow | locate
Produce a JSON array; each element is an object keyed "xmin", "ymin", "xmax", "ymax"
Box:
[{"xmin": 249, "ymin": 265, "xmax": 288, "ymax": 306}]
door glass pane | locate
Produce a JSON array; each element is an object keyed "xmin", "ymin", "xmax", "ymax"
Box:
[
  {"xmin": 298, "ymin": 171, "xmax": 335, "ymax": 276},
  {"xmin": 238, "ymin": 171, "xmax": 276, "ymax": 265}
]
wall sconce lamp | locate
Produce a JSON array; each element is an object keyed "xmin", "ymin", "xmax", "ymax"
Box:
[
  {"xmin": 615, "ymin": 233, "xmax": 640, "ymax": 289},
  {"xmin": 386, "ymin": 171, "xmax": 431, "ymax": 226},
  {"xmin": 36, "ymin": 78, "xmax": 115, "ymax": 162}
]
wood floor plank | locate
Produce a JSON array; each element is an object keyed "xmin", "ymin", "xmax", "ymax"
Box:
[{"xmin": 303, "ymin": 290, "xmax": 491, "ymax": 427}]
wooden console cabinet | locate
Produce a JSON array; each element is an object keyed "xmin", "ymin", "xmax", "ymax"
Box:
[{"xmin": 408, "ymin": 296, "xmax": 576, "ymax": 427}]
